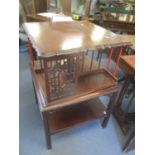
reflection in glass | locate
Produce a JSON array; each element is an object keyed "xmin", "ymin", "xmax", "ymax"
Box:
[{"xmin": 71, "ymin": 0, "xmax": 86, "ymax": 16}]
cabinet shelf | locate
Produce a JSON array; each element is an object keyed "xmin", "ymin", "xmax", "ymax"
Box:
[{"xmin": 47, "ymin": 98, "xmax": 107, "ymax": 134}]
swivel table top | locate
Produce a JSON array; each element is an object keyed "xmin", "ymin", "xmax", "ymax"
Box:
[{"xmin": 23, "ymin": 20, "xmax": 132, "ymax": 58}]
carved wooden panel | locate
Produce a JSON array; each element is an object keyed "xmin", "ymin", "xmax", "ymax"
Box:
[{"xmin": 43, "ymin": 52, "xmax": 84, "ymax": 102}]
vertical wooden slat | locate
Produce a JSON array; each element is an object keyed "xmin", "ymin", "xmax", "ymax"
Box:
[
  {"xmin": 81, "ymin": 52, "xmax": 85, "ymax": 72},
  {"xmin": 106, "ymin": 48, "xmax": 114, "ymax": 70},
  {"xmin": 90, "ymin": 51, "xmax": 95, "ymax": 71},
  {"xmin": 113, "ymin": 47, "xmax": 124, "ymax": 76},
  {"xmin": 54, "ymin": 59, "xmax": 58, "ymax": 96},
  {"xmin": 98, "ymin": 51, "xmax": 102, "ymax": 69},
  {"xmin": 43, "ymin": 58, "xmax": 50, "ymax": 102},
  {"xmin": 40, "ymin": 58, "xmax": 43, "ymax": 70},
  {"xmin": 57, "ymin": 61, "xmax": 61, "ymax": 97}
]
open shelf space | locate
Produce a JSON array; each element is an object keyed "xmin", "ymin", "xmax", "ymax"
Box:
[{"xmin": 47, "ymin": 98, "xmax": 107, "ymax": 134}]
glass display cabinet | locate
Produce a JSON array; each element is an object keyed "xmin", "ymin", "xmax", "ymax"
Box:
[{"xmin": 47, "ymin": 0, "xmax": 91, "ymax": 17}]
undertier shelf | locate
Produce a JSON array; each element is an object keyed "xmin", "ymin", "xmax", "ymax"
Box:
[{"xmin": 47, "ymin": 98, "xmax": 107, "ymax": 134}]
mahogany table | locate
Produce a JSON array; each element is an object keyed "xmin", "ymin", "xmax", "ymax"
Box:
[{"xmin": 23, "ymin": 20, "xmax": 132, "ymax": 149}]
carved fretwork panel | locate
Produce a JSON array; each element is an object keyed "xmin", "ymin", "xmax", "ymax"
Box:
[{"xmin": 44, "ymin": 52, "xmax": 84, "ymax": 102}]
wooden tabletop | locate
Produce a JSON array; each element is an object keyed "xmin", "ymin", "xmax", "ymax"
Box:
[
  {"xmin": 23, "ymin": 20, "xmax": 132, "ymax": 57},
  {"xmin": 120, "ymin": 55, "xmax": 135, "ymax": 72}
]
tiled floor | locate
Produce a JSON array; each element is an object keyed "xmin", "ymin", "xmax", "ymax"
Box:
[{"xmin": 19, "ymin": 52, "xmax": 135, "ymax": 155}]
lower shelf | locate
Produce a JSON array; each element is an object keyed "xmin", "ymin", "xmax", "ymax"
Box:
[{"xmin": 47, "ymin": 98, "xmax": 107, "ymax": 134}]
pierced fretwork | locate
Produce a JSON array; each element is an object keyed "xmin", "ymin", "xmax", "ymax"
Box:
[{"xmin": 43, "ymin": 52, "xmax": 84, "ymax": 102}]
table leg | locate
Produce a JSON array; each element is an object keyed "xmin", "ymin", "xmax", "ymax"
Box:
[
  {"xmin": 123, "ymin": 131, "xmax": 135, "ymax": 152},
  {"xmin": 113, "ymin": 75, "xmax": 134, "ymax": 135},
  {"xmin": 102, "ymin": 92, "xmax": 118, "ymax": 128},
  {"xmin": 32, "ymin": 82, "xmax": 38, "ymax": 104},
  {"xmin": 42, "ymin": 111, "xmax": 52, "ymax": 149}
]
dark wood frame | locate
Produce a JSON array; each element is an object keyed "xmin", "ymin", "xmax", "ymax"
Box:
[
  {"xmin": 113, "ymin": 55, "xmax": 135, "ymax": 135},
  {"xmin": 113, "ymin": 56, "xmax": 135, "ymax": 153},
  {"xmin": 123, "ymin": 131, "xmax": 135, "ymax": 152},
  {"xmin": 113, "ymin": 74, "xmax": 135, "ymax": 135}
]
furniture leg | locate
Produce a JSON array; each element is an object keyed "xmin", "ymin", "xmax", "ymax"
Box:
[
  {"xmin": 42, "ymin": 112, "xmax": 52, "ymax": 149},
  {"xmin": 117, "ymin": 75, "xmax": 130, "ymax": 107},
  {"xmin": 113, "ymin": 75, "xmax": 134, "ymax": 135},
  {"xmin": 102, "ymin": 92, "xmax": 118, "ymax": 128},
  {"xmin": 123, "ymin": 131, "xmax": 135, "ymax": 152},
  {"xmin": 32, "ymin": 82, "xmax": 38, "ymax": 104}
]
